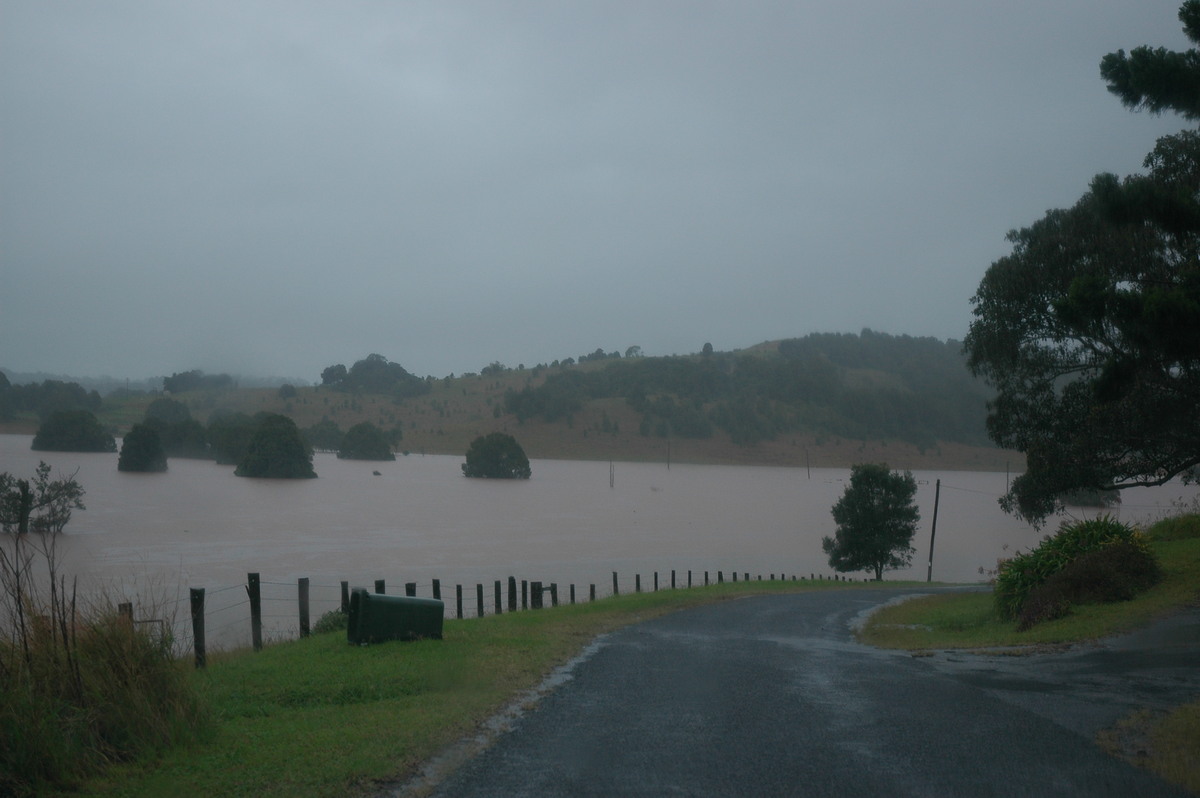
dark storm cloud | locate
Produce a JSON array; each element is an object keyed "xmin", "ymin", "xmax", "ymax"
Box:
[{"xmin": 0, "ymin": 1, "xmax": 1190, "ymax": 380}]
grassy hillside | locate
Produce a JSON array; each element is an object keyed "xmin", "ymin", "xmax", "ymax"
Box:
[{"xmin": 2, "ymin": 333, "xmax": 1023, "ymax": 471}]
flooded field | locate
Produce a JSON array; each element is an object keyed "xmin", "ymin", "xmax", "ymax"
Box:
[{"xmin": 2, "ymin": 434, "xmax": 1194, "ymax": 647}]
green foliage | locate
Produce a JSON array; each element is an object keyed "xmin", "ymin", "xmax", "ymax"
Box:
[
  {"xmin": 31, "ymin": 410, "xmax": 116, "ymax": 453},
  {"xmin": 462, "ymin": 432, "xmax": 531, "ymax": 479},
  {"xmin": 118, "ymin": 424, "xmax": 168, "ymax": 473},
  {"xmin": 1016, "ymin": 540, "xmax": 1162, "ymax": 630},
  {"xmin": 144, "ymin": 397, "xmax": 191, "ymax": 424},
  {"xmin": 206, "ymin": 412, "xmax": 257, "ymax": 465},
  {"xmin": 0, "ymin": 462, "xmax": 85, "ymax": 535},
  {"xmin": 994, "ymin": 516, "xmax": 1151, "ymax": 620},
  {"xmin": 163, "ymin": 370, "xmax": 233, "ymax": 394},
  {"xmin": 311, "ymin": 608, "xmax": 348, "ymax": 635},
  {"xmin": 321, "ymin": 354, "xmax": 429, "ymax": 398},
  {"xmin": 967, "ymin": 6, "xmax": 1200, "ymax": 525},
  {"xmin": 235, "ymin": 414, "xmax": 316, "ymax": 479},
  {"xmin": 337, "ymin": 421, "xmax": 396, "ymax": 461},
  {"xmin": 821, "ymin": 463, "xmax": 920, "ymax": 580},
  {"xmin": 302, "ymin": 418, "xmax": 343, "ymax": 452},
  {"xmin": 145, "ymin": 416, "xmax": 209, "ymax": 459},
  {"xmin": 504, "ymin": 331, "xmax": 990, "ymax": 449},
  {"xmin": 0, "ymin": 379, "xmax": 102, "ymax": 421},
  {"xmin": 1100, "ymin": 1, "xmax": 1200, "ymax": 119}
]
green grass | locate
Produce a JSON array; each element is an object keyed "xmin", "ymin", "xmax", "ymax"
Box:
[
  {"xmin": 859, "ymin": 537, "xmax": 1200, "ymax": 651},
  {"xmin": 60, "ymin": 580, "xmax": 867, "ymax": 797}
]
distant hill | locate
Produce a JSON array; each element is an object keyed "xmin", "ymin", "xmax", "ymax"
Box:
[{"xmin": 0, "ymin": 332, "xmax": 1019, "ymax": 471}]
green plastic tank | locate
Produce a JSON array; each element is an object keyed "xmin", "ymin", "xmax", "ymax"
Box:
[{"xmin": 347, "ymin": 588, "xmax": 444, "ymax": 645}]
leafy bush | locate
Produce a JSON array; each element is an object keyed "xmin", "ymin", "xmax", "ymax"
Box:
[
  {"xmin": 1017, "ymin": 540, "xmax": 1161, "ymax": 630},
  {"xmin": 462, "ymin": 432, "xmax": 531, "ymax": 479},
  {"xmin": 994, "ymin": 516, "xmax": 1148, "ymax": 620},
  {"xmin": 312, "ymin": 608, "xmax": 348, "ymax": 634}
]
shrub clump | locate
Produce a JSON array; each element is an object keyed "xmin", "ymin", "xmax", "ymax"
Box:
[
  {"xmin": 1016, "ymin": 540, "xmax": 1162, "ymax": 630},
  {"xmin": 312, "ymin": 608, "xmax": 348, "ymax": 634},
  {"xmin": 994, "ymin": 515, "xmax": 1153, "ymax": 621}
]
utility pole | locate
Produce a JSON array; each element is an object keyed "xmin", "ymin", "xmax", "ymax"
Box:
[{"xmin": 926, "ymin": 479, "xmax": 941, "ymax": 582}]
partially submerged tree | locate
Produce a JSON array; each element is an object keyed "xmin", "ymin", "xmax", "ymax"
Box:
[
  {"xmin": 235, "ymin": 414, "xmax": 316, "ymax": 479},
  {"xmin": 118, "ymin": 424, "xmax": 168, "ymax": 473},
  {"xmin": 462, "ymin": 432, "xmax": 531, "ymax": 479},
  {"xmin": 822, "ymin": 463, "xmax": 919, "ymax": 581},
  {"xmin": 337, "ymin": 422, "xmax": 396, "ymax": 461},
  {"xmin": 0, "ymin": 462, "xmax": 85, "ymax": 535},
  {"xmin": 966, "ymin": 2, "xmax": 1200, "ymax": 524},
  {"xmin": 31, "ymin": 410, "xmax": 116, "ymax": 453}
]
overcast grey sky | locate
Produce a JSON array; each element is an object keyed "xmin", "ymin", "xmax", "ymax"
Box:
[{"xmin": 1, "ymin": 1, "xmax": 1192, "ymax": 382}]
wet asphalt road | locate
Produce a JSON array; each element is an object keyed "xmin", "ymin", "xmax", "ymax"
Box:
[{"xmin": 404, "ymin": 589, "xmax": 1198, "ymax": 797}]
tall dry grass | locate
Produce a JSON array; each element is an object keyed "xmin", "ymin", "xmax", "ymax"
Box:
[{"xmin": 0, "ymin": 531, "xmax": 209, "ymax": 796}]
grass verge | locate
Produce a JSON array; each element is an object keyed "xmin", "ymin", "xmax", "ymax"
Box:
[{"xmin": 59, "ymin": 579, "xmax": 868, "ymax": 798}]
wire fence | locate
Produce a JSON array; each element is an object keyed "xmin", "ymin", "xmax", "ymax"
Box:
[{"xmin": 147, "ymin": 566, "xmax": 861, "ymax": 666}]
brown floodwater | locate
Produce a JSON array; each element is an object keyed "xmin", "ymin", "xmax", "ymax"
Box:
[{"xmin": 2, "ymin": 434, "xmax": 1194, "ymax": 646}]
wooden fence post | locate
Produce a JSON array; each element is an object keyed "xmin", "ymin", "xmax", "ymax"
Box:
[
  {"xmin": 732, "ymin": 572, "xmax": 738, "ymax": 582},
  {"xmin": 247, "ymin": 572, "xmax": 262, "ymax": 652},
  {"xmin": 635, "ymin": 574, "xmax": 641, "ymax": 593},
  {"xmin": 612, "ymin": 571, "xmax": 619, "ymax": 596},
  {"xmin": 494, "ymin": 580, "xmax": 502, "ymax": 615},
  {"xmin": 298, "ymin": 577, "xmax": 310, "ymax": 638},
  {"xmin": 717, "ymin": 571, "xmax": 723, "ymax": 584},
  {"xmin": 654, "ymin": 572, "xmax": 658, "ymax": 591},
  {"xmin": 375, "ymin": 579, "xmax": 385, "ymax": 594},
  {"xmin": 521, "ymin": 580, "xmax": 528, "ymax": 610},
  {"xmin": 570, "ymin": 584, "xmax": 576, "ymax": 604},
  {"xmin": 531, "ymin": 581, "xmax": 543, "ymax": 609},
  {"xmin": 672, "ymin": 569, "xmax": 676, "ymax": 589},
  {"xmin": 433, "ymin": 579, "xmax": 442, "ymax": 601},
  {"xmin": 688, "ymin": 570, "xmax": 692, "ymax": 588},
  {"xmin": 550, "ymin": 583, "xmax": 559, "ymax": 607},
  {"xmin": 405, "ymin": 582, "xmax": 417, "ymax": 597},
  {"xmin": 118, "ymin": 602, "xmax": 133, "ymax": 624},
  {"xmin": 340, "ymin": 581, "xmax": 350, "ymax": 613},
  {"xmin": 190, "ymin": 587, "xmax": 206, "ymax": 670},
  {"xmin": 476, "ymin": 584, "xmax": 484, "ymax": 618},
  {"xmin": 507, "ymin": 576, "xmax": 517, "ymax": 612},
  {"xmin": 590, "ymin": 584, "xmax": 596, "ymax": 601},
  {"xmin": 456, "ymin": 585, "xmax": 463, "ymax": 620},
  {"xmin": 704, "ymin": 571, "xmax": 709, "ymax": 586}
]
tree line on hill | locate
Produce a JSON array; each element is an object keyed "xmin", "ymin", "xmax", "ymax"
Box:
[{"xmin": 503, "ymin": 330, "xmax": 991, "ymax": 451}]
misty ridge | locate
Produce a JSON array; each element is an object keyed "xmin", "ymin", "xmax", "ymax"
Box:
[{"xmin": 0, "ymin": 329, "xmax": 998, "ymax": 466}]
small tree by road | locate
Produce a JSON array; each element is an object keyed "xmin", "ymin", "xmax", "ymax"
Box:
[
  {"xmin": 462, "ymin": 433, "xmax": 531, "ymax": 479},
  {"xmin": 822, "ymin": 463, "xmax": 920, "ymax": 581}
]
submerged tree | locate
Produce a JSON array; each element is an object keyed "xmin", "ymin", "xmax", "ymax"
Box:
[
  {"xmin": 118, "ymin": 424, "xmax": 168, "ymax": 473},
  {"xmin": 235, "ymin": 414, "xmax": 316, "ymax": 479},
  {"xmin": 822, "ymin": 463, "xmax": 919, "ymax": 581},
  {"xmin": 0, "ymin": 462, "xmax": 86, "ymax": 535},
  {"xmin": 31, "ymin": 410, "xmax": 116, "ymax": 453},
  {"xmin": 337, "ymin": 422, "xmax": 396, "ymax": 461},
  {"xmin": 461, "ymin": 432, "xmax": 531, "ymax": 479}
]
